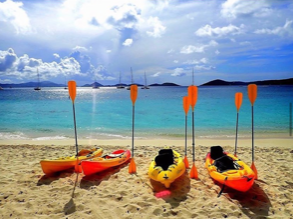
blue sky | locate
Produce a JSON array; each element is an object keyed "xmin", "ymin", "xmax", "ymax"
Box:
[{"xmin": 0, "ymin": 0, "xmax": 292, "ymax": 86}]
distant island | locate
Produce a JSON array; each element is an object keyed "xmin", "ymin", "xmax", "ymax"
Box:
[
  {"xmin": 0, "ymin": 78, "xmax": 292, "ymax": 88},
  {"xmin": 200, "ymin": 78, "xmax": 293, "ymax": 86},
  {"xmin": 0, "ymin": 81, "xmax": 180, "ymax": 88},
  {"xmin": 149, "ymin": 82, "xmax": 179, "ymax": 86}
]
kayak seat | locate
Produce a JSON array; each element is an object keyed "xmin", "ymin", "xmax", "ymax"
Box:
[
  {"xmin": 210, "ymin": 146, "xmax": 238, "ymax": 173},
  {"xmin": 158, "ymin": 149, "xmax": 173, "ymax": 156},
  {"xmin": 210, "ymin": 146, "xmax": 225, "ymax": 160},
  {"xmin": 155, "ymin": 151, "xmax": 174, "ymax": 171},
  {"xmin": 214, "ymin": 156, "xmax": 237, "ymax": 173}
]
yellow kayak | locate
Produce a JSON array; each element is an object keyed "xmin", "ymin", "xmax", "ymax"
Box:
[
  {"xmin": 40, "ymin": 147, "xmax": 103, "ymax": 175},
  {"xmin": 148, "ymin": 149, "xmax": 186, "ymax": 188}
]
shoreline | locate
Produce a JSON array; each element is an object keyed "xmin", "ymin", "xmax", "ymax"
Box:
[{"xmin": 1, "ymin": 136, "xmax": 292, "ymax": 149}]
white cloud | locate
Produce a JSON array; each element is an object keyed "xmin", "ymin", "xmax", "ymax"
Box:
[
  {"xmin": 0, "ymin": 0, "xmax": 31, "ymax": 34},
  {"xmin": 151, "ymin": 72, "xmax": 161, "ymax": 77},
  {"xmin": 53, "ymin": 53, "xmax": 60, "ymax": 59},
  {"xmin": 194, "ymin": 65, "xmax": 214, "ymax": 71},
  {"xmin": 180, "ymin": 41, "xmax": 218, "ymax": 54},
  {"xmin": 146, "ymin": 16, "xmax": 166, "ymax": 38},
  {"xmin": 171, "ymin": 68, "xmax": 185, "ymax": 77},
  {"xmin": 195, "ymin": 24, "xmax": 242, "ymax": 37},
  {"xmin": 184, "ymin": 58, "xmax": 208, "ymax": 65},
  {"xmin": 123, "ymin": 38, "xmax": 133, "ymax": 46},
  {"xmin": 221, "ymin": 0, "xmax": 270, "ymax": 19},
  {"xmin": 254, "ymin": 20, "xmax": 293, "ymax": 37},
  {"xmin": 72, "ymin": 46, "xmax": 88, "ymax": 52}
]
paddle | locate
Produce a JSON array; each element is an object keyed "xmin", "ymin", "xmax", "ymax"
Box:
[
  {"xmin": 248, "ymin": 84, "xmax": 258, "ymax": 180},
  {"xmin": 183, "ymin": 96, "xmax": 190, "ymax": 168},
  {"xmin": 128, "ymin": 84, "xmax": 138, "ymax": 174},
  {"xmin": 234, "ymin": 92, "xmax": 243, "ymax": 157},
  {"xmin": 68, "ymin": 80, "xmax": 82, "ymax": 173},
  {"xmin": 188, "ymin": 85, "xmax": 198, "ymax": 179}
]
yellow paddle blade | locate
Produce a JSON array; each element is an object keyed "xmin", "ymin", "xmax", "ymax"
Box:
[
  {"xmin": 130, "ymin": 85, "xmax": 138, "ymax": 105},
  {"xmin": 190, "ymin": 163, "xmax": 198, "ymax": 179},
  {"xmin": 183, "ymin": 156, "xmax": 189, "ymax": 169},
  {"xmin": 128, "ymin": 158, "xmax": 136, "ymax": 174},
  {"xmin": 68, "ymin": 81, "xmax": 77, "ymax": 103},
  {"xmin": 183, "ymin": 96, "xmax": 190, "ymax": 115},
  {"xmin": 248, "ymin": 84, "xmax": 257, "ymax": 106},
  {"xmin": 235, "ymin": 92, "xmax": 243, "ymax": 112},
  {"xmin": 251, "ymin": 162, "xmax": 258, "ymax": 180},
  {"xmin": 74, "ymin": 158, "xmax": 82, "ymax": 173},
  {"xmin": 188, "ymin": 85, "xmax": 198, "ymax": 110}
]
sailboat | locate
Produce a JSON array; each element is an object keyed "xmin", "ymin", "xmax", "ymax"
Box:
[
  {"xmin": 64, "ymin": 77, "xmax": 68, "ymax": 89},
  {"xmin": 126, "ymin": 67, "xmax": 134, "ymax": 90},
  {"xmin": 34, "ymin": 68, "xmax": 41, "ymax": 91},
  {"xmin": 141, "ymin": 72, "xmax": 150, "ymax": 89},
  {"xmin": 117, "ymin": 72, "xmax": 125, "ymax": 89}
]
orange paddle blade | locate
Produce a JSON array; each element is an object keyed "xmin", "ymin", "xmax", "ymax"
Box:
[
  {"xmin": 235, "ymin": 92, "xmax": 243, "ymax": 112},
  {"xmin": 251, "ymin": 162, "xmax": 258, "ymax": 180},
  {"xmin": 248, "ymin": 84, "xmax": 257, "ymax": 106},
  {"xmin": 183, "ymin": 96, "xmax": 190, "ymax": 115},
  {"xmin": 128, "ymin": 158, "xmax": 136, "ymax": 174},
  {"xmin": 74, "ymin": 158, "xmax": 82, "ymax": 173},
  {"xmin": 183, "ymin": 156, "xmax": 189, "ymax": 169},
  {"xmin": 190, "ymin": 163, "xmax": 198, "ymax": 179},
  {"xmin": 130, "ymin": 85, "xmax": 138, "ymax": 105},
  {"xmin": 68, "ymin": 81, "xmax": 77, "ymax": 102},
  {"xmin": 188, "ymin": 85, "xmax": 198, "ymax": 110}
]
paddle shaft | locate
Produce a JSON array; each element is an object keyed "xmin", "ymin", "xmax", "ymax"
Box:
[
  {"xmin": 234, "ymin": 111, "xmax": 239, "ymax": 155},
  {"xmin": 251, "ymin": 105, "xmax": 254, "ymax": 162},
  {"xmin": 185, "ymin": 115, "xmax": 187, "ymax": 157},
  {"xmin": 192, "ymin": 110, "xmax": 195, "ymax": 162},
  {"xmin": 132, "ymin": 105, "xmax": 135, "ymax": 157},
  {"xmin": 72, "ymin": 102, "xmax": 78, "ymax": 155},
  {"xmin": 289, "ymin": 103, "xmax": 292, "ymax": 136}
]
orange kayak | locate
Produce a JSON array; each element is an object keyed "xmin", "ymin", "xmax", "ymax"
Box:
[
  {"xmin": 40, "ymin": 147, "xmax": 103, "ymax": 175},
  {"xmin": 205, "ymin": 146, "xmax": 255, "ymax": 192},
  {"xmin": 81, "ymin": 149, "xmax": 131, "ymax": 176}
]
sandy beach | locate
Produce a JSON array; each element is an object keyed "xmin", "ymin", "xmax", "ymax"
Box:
[{"xmin": 0, "ymin": 137, "xmax": 292, "ymax": 218}]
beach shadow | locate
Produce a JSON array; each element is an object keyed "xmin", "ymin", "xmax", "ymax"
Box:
[
  {"xmin": 219, "ymin": 181, "xmax": 271, "ymax": 218},
  {"xmin": 37, "ymin": 169, "xmax": 74, "ymax": 186},
  {"xmin": 150, "ymin": 172, "xmax": 191, "ymax": 208},
  {"xmin": 79, "ymin": 161, "xmax": 129, "ymax": 190},
  {"xmin": 63, "ymin": 173, "xmax": 79, "ymax": 215}
]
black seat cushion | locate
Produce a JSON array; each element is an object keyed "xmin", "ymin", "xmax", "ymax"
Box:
[
  {"xmin": 155, "ymin": 151, "xmax": 174, "ymax": 171},
  {"xmin": 210, "ymin": 146, "xmax": 225, "ymax": 160},
  {"xmin": 214, "ymin": 156, "xmax": 236, "ymax": 172},
  {"xmin": 158, "ymin": 149, "xmax": 173, "ymax": 156}
]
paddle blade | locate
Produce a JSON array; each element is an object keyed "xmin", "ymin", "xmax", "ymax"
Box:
[
  {"xmin": 183, "ymin": 156, "xmax": 189, "ymax": 169},
  {"xmin": 235, "ymin": 92, "xmax": 243, "ymax": 112},
  {"xmin": 251, "ymin": 162, "xmax": 258, "ymax": 180},
  {"xmin": 248, "ymin": 84, "xmax": 257, "ymax": 106},
  {"xmin": 68, "ymin": 81, "xmax": 77, "ymax": 102},
  {"xmin": 188, "ymin": 85, "xmax": 198, "ymax": 110},
  {"xmin": 128, "ymin": 158, "xmax": 136, "ymax": 174},
  {"xmin": 74, "ymin": 158, "xmax": 82, "ymax": 173},
  {"xmin": 130, "ymin": 85, "xmax": 138, "ymax": 105},
  {"xmin": 190, "ymin": 163, "xmax": 198, "ymax": 179},
  {"xmin": 183, "ymin": 96, "xmax": 190, "ymax": 115}
]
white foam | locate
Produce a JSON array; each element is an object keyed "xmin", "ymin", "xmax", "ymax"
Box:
[
  {"xmin": 0, "ymin": 132, "xmax": 29, "ymax": 140},
  {"xmin": 33, "ymin": 136, "xmax": 68, "ymax": 141}
]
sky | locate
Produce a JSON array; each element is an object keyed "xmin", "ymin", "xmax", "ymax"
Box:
[{"xmin": 0, "ymin": 0, "xmax": 292, "ymax": 86}]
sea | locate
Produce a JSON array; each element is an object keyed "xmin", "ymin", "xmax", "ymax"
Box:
[{"xmin": 0, "ymin": 85, "xmax": 292, "ymax": 141}]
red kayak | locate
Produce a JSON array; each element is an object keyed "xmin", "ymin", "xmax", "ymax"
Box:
[{"xmin": 81, "ymin": 150, "xmax": 131, "ymax": 176}]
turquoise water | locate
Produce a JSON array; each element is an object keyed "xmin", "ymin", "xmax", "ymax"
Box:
[{"xmin": 0, "ymin": 85, "xmax": 292, "ymax": 140}]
